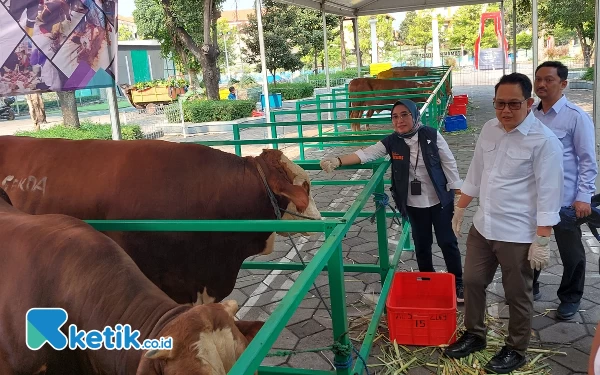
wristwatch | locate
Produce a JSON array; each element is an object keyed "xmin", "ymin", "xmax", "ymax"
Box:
[{"xmin": 536, "ymin": 236, "xmax": 550, "ymax": 246}]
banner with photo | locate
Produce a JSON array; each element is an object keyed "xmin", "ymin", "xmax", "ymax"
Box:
[{"xmin": 0, "ymin": 0, "xmax": 117, "ymax": 97}]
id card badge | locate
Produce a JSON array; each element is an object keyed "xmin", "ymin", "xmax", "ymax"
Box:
[{"xmin": 410, "ymin": 179, "xmax": 422, "ymax": 195}]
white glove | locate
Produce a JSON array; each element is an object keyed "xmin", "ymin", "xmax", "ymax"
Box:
[
  {"xmin": 320, "ymin": 157, "xmax": 341, "ymax": 173},
  {"xmin": 528, "ymin": 237, "xmax": 550, "ymax": 271},
  {"xmin": 452, "ymin": 206, "xmax": 465, "ymax": 237},
  {"xmin": 454, "ymin": 192, "xmax": 461, "ymax": 206}
]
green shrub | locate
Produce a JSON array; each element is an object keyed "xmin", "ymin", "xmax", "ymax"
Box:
[
  {"xmin": 582, "ymin": 66, "xmax": 594, "ymax": 81},
  {"xmin": 306, "ymin": 68, "xmax": 359, "ymax": 81},
  {"xmin": 244, "ymin": 82, "xmax": 315, "ymax": 103},
  {"xmin": 268, "ymin": 83, "xmax": 314, "ymax": 100},
  {"xmin": 183, "ymin": 100, "xmax": 255, "ymax": 122},
  {"xmin": 15, "ymin": 121, "xmax": 144, "ymax": 140}
]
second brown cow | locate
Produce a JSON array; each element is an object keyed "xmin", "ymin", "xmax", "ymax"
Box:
[{"xmin": 348, "ymin": 78, "xmax": 435, "ymax": 132}]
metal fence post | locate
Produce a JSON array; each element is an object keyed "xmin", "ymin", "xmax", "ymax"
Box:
[
  {"xmin": 332, "ymin": 89, "xmax": 339, "ymax": 134},
  {"xmin": 325, "ymin": 226, "xmax": 352, "ymax": 375},
  {"xmin": 178, "ymin": 99, "xmax": 187, "ymax": 138},
  {"xmin": 269, "ymin": 110, "xmax": 278, "ymax": 150},
  {"xmin": 375, "ymin": 166, "xmax": 390, "ymax": 284},
  {"xmin": 233, "ymin": 124, "xmax": 242, "ymax": 156},
  {"xmin": 316, "ymin": 95, "xmax": 323, "ymax": 150},
  {"xmin": 296, "ymin": 101, "xmax": 305, "ymax": 160}
]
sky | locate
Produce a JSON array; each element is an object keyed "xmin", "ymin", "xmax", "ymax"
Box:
[
  {"xmin": 119, "ymin": 0, "xmax": 136, "ymax": 16},
  {"xmin": 118, "ymin": 0, "xmax": 406, "ymax": 28}
]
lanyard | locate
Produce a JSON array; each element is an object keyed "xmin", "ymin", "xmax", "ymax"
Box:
[{"xmin": 410, "ymin": 140, "xmax": 420, "ymax": 177}]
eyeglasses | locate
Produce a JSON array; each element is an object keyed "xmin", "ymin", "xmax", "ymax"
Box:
[
  {"xmin": 493, "ymin": 99, "xmax": 529, "ymax": 110},
  {"xmin": 392, "ymin": 112, "xmax": 412, "ymax": 120}
]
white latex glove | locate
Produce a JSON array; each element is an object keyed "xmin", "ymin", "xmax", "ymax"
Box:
[
  {"xmin": 320, "ymin": 157, "xmax": 341, "ymax": 173},
  {"xmin": 528, "ymin": 238, "xmax": 550, "ymax": 271},
  {"xmin": 452, "ymin": 206, "xmax": 465, "ymax": 237},
  {"xmin": 454, "ymin": 193, "xmax": 461, "ymax": 206}
]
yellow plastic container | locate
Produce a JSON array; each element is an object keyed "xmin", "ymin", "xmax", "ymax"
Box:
[
  {"xmin": 369, "ymin": 62, "xmax": 393, "ymax": 77},
  {"xmin": 219, "ymin": 88, "xmax": 230, "ymax": 100}
]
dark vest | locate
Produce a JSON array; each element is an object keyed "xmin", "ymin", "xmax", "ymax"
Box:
[{"xmin": 381, "ymin": 126, "xmax": 454, "ymax": 218}]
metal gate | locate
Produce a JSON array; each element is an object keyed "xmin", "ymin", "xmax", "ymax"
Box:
[{"xmin": 122, "ymin": 100, "xmax": 186, "ymax": 139}]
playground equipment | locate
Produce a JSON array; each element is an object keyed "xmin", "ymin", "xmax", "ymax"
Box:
[{"xmin": 474, "ymin": 12, "xmax": 509, "ymax": 70}]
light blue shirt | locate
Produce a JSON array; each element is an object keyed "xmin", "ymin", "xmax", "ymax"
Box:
[
  {"xmin": 533, "ymin": 95, "xmax": 598, "ymax": 206},
  {"xmin": 462, "ymin": 111, "xmax": 564, "ymax": 243}
]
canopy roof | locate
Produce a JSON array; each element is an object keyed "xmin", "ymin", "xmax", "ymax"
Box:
[{"xmin": 277, "ymin": 0, "xmax": 484, "ymax": 16}]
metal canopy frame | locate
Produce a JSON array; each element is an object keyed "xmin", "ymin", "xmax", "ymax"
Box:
[{"xmin": 276, "ymin": 0, "xmax": 488, "ymax": 16}]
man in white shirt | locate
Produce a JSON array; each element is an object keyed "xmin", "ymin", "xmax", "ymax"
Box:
[
  {"xmin": 532, "ymin": 61, "xmax": 598, "ymax": 320},
  {"xmin": 444, "ymin": 73, "xmax": 564, "ymax": 374}
]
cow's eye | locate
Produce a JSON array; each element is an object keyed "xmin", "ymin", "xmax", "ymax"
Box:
[{"xmin": 303, "ymin": 181, "xmax": 310, "ymax": 194}]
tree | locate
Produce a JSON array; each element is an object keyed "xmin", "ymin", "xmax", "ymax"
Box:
[
  {"xmin": 134, "ymin": 0, "xmax": 202, "ymax": 89},
  {"xmin": 241, "ymin": 0, "xmax": 303, "ymax": 82},
  {"xmin": 216, "ymin": 18, "xmax": 237, "ymax": 82},
  {"xmin": 57, "ymin": 91, "xmax": 80, "ymax": 128},
  {"xmin": 445, "ymin": 5, "xmax": 484, "ymax": 52},
  {"xmin": 549, "ymin": 25, "xmax": 577, "ymax": 46},
  {"xmin": 293, "ymin": 8, "xmax": 339, "ymax": 73},
  {"xmin": 539, "ymin": 0, "xmax": 594, "ymax": 66},
  {"xmin": 403, "ymin": 11, "xmax": 433, "ymax": 58},
  {"xmin": 516, "ymin": 31, "xmax": 532, "ymax": 49},
  {"xmin": 26, "ymin": 94, "xmax": 46, "ymax": 131},
  {"xmin": 134, "ymin": 0, "xmax": 225, "ymax": 99},
  {"xmin": 357, "ymin": 15, "xmax": 396, "ymax": 64},
  {"xmin": 397, "ymin": 11, "xmax": 416, "ymax": 46},
  {"xmin": 118, "ymin": 26, "xmax": 134, "ymax": 41}
]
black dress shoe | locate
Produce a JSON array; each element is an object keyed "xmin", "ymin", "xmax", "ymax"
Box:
[
  {"xmin": 484, "ymin": 346, "xmax": 526, "ymax": 374},
  {"xmin": 556, "ymin": 301, "xmax": 580, "ymax": 320},
  {"xmin": 443, "ymin": 332, "xmax": 486, "ymax": 359}
]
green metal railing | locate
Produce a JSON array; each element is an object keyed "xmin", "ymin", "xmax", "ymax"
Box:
[
  {"xmin": 210, "ymin": 67, "xmax": 453, "ymax": 159},
  {"xmin": 80, "ymin": 66, "xmax": 454, "ymax": 375},
  {"xmin": 83, "ymin": 157, "xmax": 411, "ymax": 375}
]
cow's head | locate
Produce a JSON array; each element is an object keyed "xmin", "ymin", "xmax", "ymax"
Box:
[
  {"xmin": 257, "ymin": 149, "xmax": 321, "ymax": 223},
  {"xmin": 136, "ymin": 300, "xmax": 264, "ymax": 375}
]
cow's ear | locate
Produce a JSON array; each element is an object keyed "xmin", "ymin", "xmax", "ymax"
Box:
[
  {"xmin": 144, "ymin": 349, "xmax": 171, "ymax": 359},
  {"xmin": 220, "ymin": 300, "xmax": 239, "ymax": 317},
  {"xmin": 235, "ymin": 320, "xmax": 264, "ymax": 343},
  {"xmin": 273, "ymin": 183, "xmax": 309, "ymax": 213},
  {"xmin": 136, "ymin": 350, "xmax": 168, "ymax": 375}
]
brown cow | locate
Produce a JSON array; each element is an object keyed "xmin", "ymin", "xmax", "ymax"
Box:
[
  {"xmin": 377, "ymin": 67, "xmax": 453, "ymax": 96},
  {"xmin": 376, "ymin": 67, "xmax": 431, "ymax": 79},
  {"xmin": 348, "ymin": 78, "xmax": 434, "ymax": 132},
  {"xmin": 0, "ymin": 136, "xmax": 321, "ymax": 305},
  {"xmin": 0, "ymin": 189, "xmax": 264, "ymax": 375}
]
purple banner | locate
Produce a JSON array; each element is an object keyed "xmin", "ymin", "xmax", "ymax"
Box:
[{"xmin": 0, "ymin": 0, "xmax": 117, "ymax": 96}]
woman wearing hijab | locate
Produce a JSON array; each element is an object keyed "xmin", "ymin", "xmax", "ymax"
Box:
[{"xmin": 319, "ymin": 99, "xmax": 465, "ymax": 302}]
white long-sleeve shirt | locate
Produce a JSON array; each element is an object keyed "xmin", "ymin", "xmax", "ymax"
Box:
[
  {"xmin": 533, "ymin": 95, "xmax": 598, "ymax": 206},
  {"xmin": 461, "ymin": 111, "xmax": 564, "ymax": 243},
  {"xmin": 355, "ymin": 130, "xmax": 463, "ymax": 208}
]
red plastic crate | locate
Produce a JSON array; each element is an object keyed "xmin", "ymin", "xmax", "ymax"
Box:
[
  {"xmin": 386, "ymin": 272, "xmax": 457, "ymax": 346},
  {"xmin": 448, "ymin": 103, "xmax": 467, "ymax": 116},
  {"xmin": 453, "ymin": 94, "xmax": 469, "ymax": 106}
]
